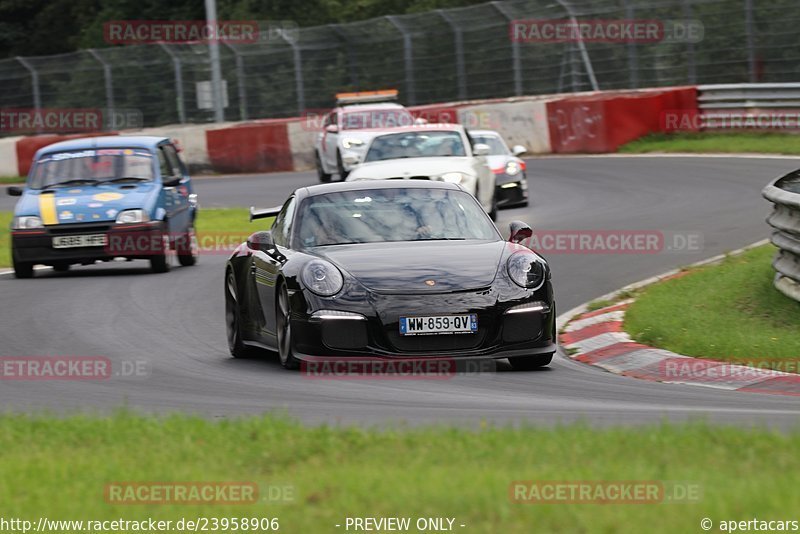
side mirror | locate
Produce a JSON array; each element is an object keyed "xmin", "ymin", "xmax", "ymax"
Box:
[
  {"xmin": 325, "ymin": 124, "xmax": 339, "ymax": 134},
  {"xmin": 511, "ymin": 145, "xmax": 528, "ymax": 156},
  {"xmin": 6, "ymin": 186, "xmax": 23, "ymax": 196},
  {"xmin": 473, "ymin": 143, "xmax": 490, "ymax": 157},
  {"xmin": 247, "ymin": 230, "xmax": 274, "ymax": 253},
  {"xmin": 162, "ymin": 176, "xmax": 181, "ymax": 187},
  {"xmin": 509, "ymin": 221, "xmax": 533, "ymax": 244},
  {"xmin": 342, "ymin": 153, "xmax": 360, "ymax": 166}
]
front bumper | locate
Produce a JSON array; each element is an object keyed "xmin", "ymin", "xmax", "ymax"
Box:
[
  {"xmin": 289, "ymin": 285, "xmax": 556, "ymax": 361},
  {"xmin": 495, "ymin": 174, "xmax": 528, "ymax": 207},
  {"xmin": 11, "ymin": 221, "xmax": 165, "ymax": 266}
]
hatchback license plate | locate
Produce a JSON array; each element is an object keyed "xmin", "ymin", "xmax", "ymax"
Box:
[
  {"xmin": 52, "ymin": 234, "xmax": 107, "ymax": 249},
  {"xmin": 399, "ymin": 314, "xmax": 477, "ymax": 336}
]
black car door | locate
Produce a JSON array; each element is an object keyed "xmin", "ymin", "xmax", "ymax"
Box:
[{"xmin": 253, "ymin": 196, "xmax": 296, "ymax": 340}]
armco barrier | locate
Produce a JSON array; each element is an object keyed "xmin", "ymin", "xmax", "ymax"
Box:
[
  {"xmin": 546, "ymin": 87, "xmax": 697, "ymax": 153},
  {"xmin": 763, "ymin": 173, "xmax": 800, "ymax": 302},
  {"xmin": 206, "ymin": 119, "xmax": 293, "ymax": 174},
  {"xmin": 16, "ymin": 132, "xmax": 118, "ymax": 176}
]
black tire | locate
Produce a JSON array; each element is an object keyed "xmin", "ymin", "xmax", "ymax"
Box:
[
  {"xmin": 316, "ymin": 151, "xmax": 332, "ymax": 183},
  {"xmin": 225, "ymin": 269, "xmax": 254, "ymax": 359},
  {"xmin": 336, "ymin": 151, "xmax": 349, "ymax": 181},
  {"xmin": 509, "ymin": 353, "xmax": 553, "ymax": 371},
  {"xmin": 176, "ymin": 225, "xmax": 198, "ymax": 267},
  {"xmin": 52, "ymin": 263, "xmax": 70, "ymax": 273},
  {"xmin": 150, "ymin": 230, "xmax": 171, "ymax": 273},
  {"xmin": 12, "ymin": 253, "xmax": 33, "ymax": 279},
  {"xmin": 276, "ymin": 284, "xmax": 300, "ymax": 370}
]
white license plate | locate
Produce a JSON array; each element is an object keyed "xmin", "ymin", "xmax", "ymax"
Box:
[
  {"xmin": 52, "ymin": 234, "xmax": 108, "ymax": 249},
  {"xmin": 399, "ymin": 314, "xmax": 478, "ymax": 336}
]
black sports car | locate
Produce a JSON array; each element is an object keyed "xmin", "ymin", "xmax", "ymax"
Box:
[{"xmin": 225, "ymin": 180, "xmax": 556, "ymax": 371}]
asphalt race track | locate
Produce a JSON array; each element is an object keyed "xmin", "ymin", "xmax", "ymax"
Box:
[{"xmin": 2, "ymin": 156, "xmax": 800, "ymax": 427}]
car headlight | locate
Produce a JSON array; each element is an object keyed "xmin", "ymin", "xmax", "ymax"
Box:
[
  {"xmin": 115, "ymin": 209, "xmax": 150, "ymax": 224},
  {"xmin": 12, "ymin": 216, "xmax": 43, "ymax": 229},
  {"xmin": 505, "ymin": 161, "xmax": 522, "ymax": 176},
  {"xmin": 342, "ymin": 138, "xmax": 364, "ymax": 149},
  {"xmin": 441, "ymin": 172, "xmax": 466, "ymax": 184},
  {"xmin": 302, "ymin": 259, "xmax": 344, "ymax": 297},
  {"xmin": 506, "ymin": 252, "xmax": 547, "ymax": 290}
]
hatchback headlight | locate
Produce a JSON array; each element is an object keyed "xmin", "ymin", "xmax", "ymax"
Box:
[
  {"xmin": 506, "ymin": 252, "xmax": 547, "ymax": 290},
  {"xmin": 12, "ymin": 216, "xmax": 43, "ymax": 229},
  {"xmin": 302, "ymin": 259, "xmax": 344, "ymax": 297},
  {"xmin": 505, "ymin": 161, "xmax": 522, "ymax": 176},
  {"xmin": 115, "ymin": 209, "xmax": 149, "ymax": 224}
]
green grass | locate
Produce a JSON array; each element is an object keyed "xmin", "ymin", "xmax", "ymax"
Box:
[
  {"xmin": 0, "ymin": 209, "xmax": 271, "ymax": 269},
  {"xmin": 0, "ymin": 176, "xmax": 25, "ymax": 184},
  {"xmin": 620, "ymin": 132, "xmax": 800, "ymax": 155},
  {"xmin": 2, "ymin": 412, "xmax": 800, "ymax": 533},
  {"xmin": 625, "ymin": 245, "xmax": 800, "ymax": 371}
]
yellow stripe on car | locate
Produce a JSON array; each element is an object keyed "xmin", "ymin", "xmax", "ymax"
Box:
[{"xmin": 38, "ymin": 193, "xmax": 58, "ymax": 225}]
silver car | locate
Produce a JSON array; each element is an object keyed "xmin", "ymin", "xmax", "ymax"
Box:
[{"xmin": 469, "ymin": 130, "xmax": 529, "ymax": 208}]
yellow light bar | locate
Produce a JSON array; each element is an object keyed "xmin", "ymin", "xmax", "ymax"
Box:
[{"xmin": 336, "ymin": 89, "xmax": 399, "ymax": 105}]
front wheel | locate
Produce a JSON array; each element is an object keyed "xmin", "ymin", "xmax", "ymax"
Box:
[
  {"xmin": 509, "ymin": 353, "xmax": 553, "ymax": 371},
  {"xmin": 316, "ymin": 151, "xmax": 332, "ymax": 183},
  {"xmin": 150, "ymin": 231, "xmax": 171, "ymax": 273},
  {"xmin": 176, "ymin": 225, "xmax": 198, "ymax": 267},
  {"xmin": 336, "ymin": 151, "xmax": 349, "ymax": 181},
  {"xmin": 276, "ymin": 284, "xmax": 300, "ymax": 370},
  {"xmin": 12, "ymin": 253, "xmax": 33, "ymax": 279},
  {"xmin": 225, "ymin": 270, "xmax": 255, "ymax": 359}
]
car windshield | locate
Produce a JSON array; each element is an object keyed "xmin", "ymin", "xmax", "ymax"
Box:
[
  {"xmin": 295, "ymin": 187, "xmax": 499, "ymax": 248},
  {"xmin": 341, "ymin": 109, "xmax": 414, "ymax": 130},
  {"xmin": 29, "ymin": 149, "xmax": 155, "ymax": 189},
  {"xmin": 470, "ymin": 134, "xmax": 509, "ymax": 155},
  {"xmin": 363, "ymin": 131, "xmax": 466, "ymax": 162}
]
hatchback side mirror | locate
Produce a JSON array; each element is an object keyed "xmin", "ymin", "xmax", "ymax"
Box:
[
  {"xmin": 473, "ymin": 143, "xmax": 490, "ymax": 157},
  {"xmin": 509, "ymin": 221, "xmax": 533, "ymax": 244},
  {"xmin": 6, "ymin": 186, "xmax": 23, "ymax": 196},
  {"xmin": 325, "ymin": 124, "xmax": 339, "ymax": 134}
]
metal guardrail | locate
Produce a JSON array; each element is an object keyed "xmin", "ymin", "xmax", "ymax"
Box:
[
  {"xmin": 698, "ymin": 83, "xmax": 800, "ymax": 129},
  {"xmin": 763, "ymin": 172, "xmax": 800, "ymax": 303}
]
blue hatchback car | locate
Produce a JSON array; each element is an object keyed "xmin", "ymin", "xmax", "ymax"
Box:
[{"xmin": 7, "ymin": 136, "xmax": 198, "ymax": 277}]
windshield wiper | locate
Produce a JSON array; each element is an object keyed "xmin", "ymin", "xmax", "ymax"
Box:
[
  {"xmin": 102, "ymin": 177, "xmax": 150, "ymax": 183},
  {"xmin": 416, "ymin": 237, "xmax": 466, "ymax": 241}
]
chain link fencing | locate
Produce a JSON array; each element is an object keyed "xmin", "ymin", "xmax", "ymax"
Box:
[{"xmin": 1, "ymin": 0, "xmax": 799, "ymax": 129}]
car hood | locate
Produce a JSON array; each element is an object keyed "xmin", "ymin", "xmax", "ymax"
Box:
[
  {"xmin": 347, "ymin": 157, "xmax": 474, "ymax": 180},
  {"xmin": 15, "ymin": 183, "xmax": 158, "ymax": 224},
  {"xmin": 317, "ymin": 240, "xmax": 504, "ymax": 292}
]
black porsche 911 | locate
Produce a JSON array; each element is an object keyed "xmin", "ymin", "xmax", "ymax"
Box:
[{"xmin": 224, "ymin": 180, "xmax": 556, "ymax": 371}]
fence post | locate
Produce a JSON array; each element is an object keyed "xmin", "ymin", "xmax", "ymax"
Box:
[
  {"xmin": 554, "ymin": 0, "xmax": 599, "ymax": 91},
  {"xmin": 278, "ymin": 29, "xmax": 305, "ymax": 116},
  {"xmin": 224, "ymin": 43, "xmax": 248, "ymax": 121},
  {"xmin": 744, "ymin": 0, "xmax": 757, "ymax": 82},
  {"xmin": 683, "ymin": 0, "xmax": 697, "ymax": 84},
  {"xmin": 438, "ymin": 10, "xmax": 467, "ymax": 101},
  {"xmin": 624, "ymin": 0, "xmax": 639, "ymax": 88},
  {"xmin": 88, "ymin": 49, "xmax": 115, "ymax": 128},
  {"xmin": 15, "ymin": 56, "xmax": 41, "ymax": 111},
  {"xmin": 490, "ymin": 2, "xmax": 523, "ymax": 97},
  {"xmin": 159, "ymin": 44, "xmax": 186, "ymax": 124},
  {"xmin": 330, "ymin": 24, "xmax": 359, "ymax": 88},
  {"xmin": 386, "ymin": 16, "xmax": 416, "ymax": 105}
]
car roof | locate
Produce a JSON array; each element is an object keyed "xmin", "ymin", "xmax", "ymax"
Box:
[
  {"xmin": 299, "ymin": 179, "xmax": 461, "ymax": 198},
  {"xmin": 36, "ymin": 135, "xmax": 170, "ymax": 157}
]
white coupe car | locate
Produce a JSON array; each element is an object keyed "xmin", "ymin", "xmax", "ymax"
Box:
[{"xmin": 345, "ymin": 124, "xmax": 497, "ymax": 220}]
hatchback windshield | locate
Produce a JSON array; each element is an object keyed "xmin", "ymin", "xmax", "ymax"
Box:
[
  {"xmin": 364, "ymin": 131, "xmax": 466, "ymax": 162},
  {"xmin": 30, "ymin": 148, "xmax": 155, "ymax": 189},
  {"xmin": 295, "ymin": 187, "xmax": 499, "ymax": 248},
  {"xmin": 470, "ymin": 134, "xmax": 508, "ymax": 155}
]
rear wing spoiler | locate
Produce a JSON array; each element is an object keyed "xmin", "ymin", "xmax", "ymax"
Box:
[
  {"xmin": 336, "ymin": 89, "xmax": 398, "ymax": 105},
  {"xmin": 249, "ymin": 205, "xmax": 282, "ymax": 222}
]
